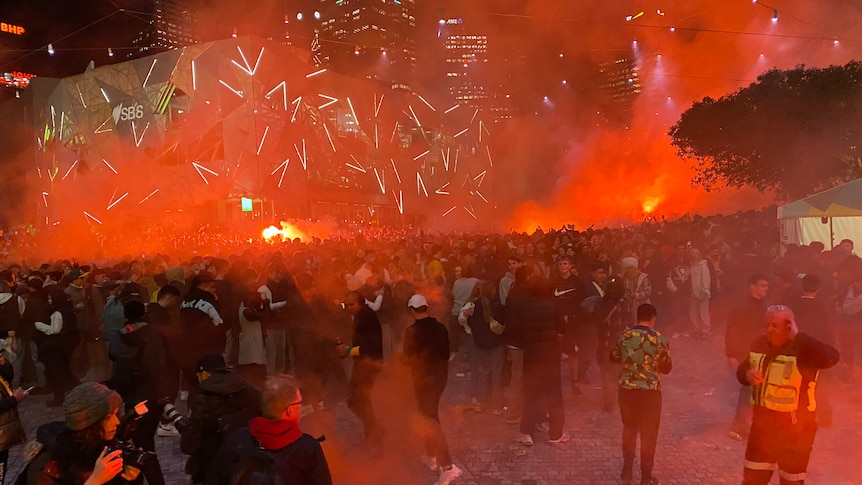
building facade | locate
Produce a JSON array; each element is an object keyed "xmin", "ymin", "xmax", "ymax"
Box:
[
  {"xmin": 318, "ymin": 0, "xmax": 417, "ymax": 88},
  {"xmin": 598, "ymin": 57, "xmax": 641, "ymax": 121},
  {"xmin": 130, "ymin": 0, "xmax": 197, "ymax": 58},
  {"xmin": 24, "ymin": 36, "xmax": 494, "ymax": 228},
  {"xmin": 440, "ymin": 18, "xmax": 489, "ymax": 109}
]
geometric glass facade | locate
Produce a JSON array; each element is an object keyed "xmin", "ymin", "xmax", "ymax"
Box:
[{"xmin": 28, "ymin": 36, "xmax": 494, "ymax": 227}]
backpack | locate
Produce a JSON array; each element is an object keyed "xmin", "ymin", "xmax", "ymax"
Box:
[
  {"xmin": 229, "ymin": 433, "xmax": 325, "ymax": 485},
  {"xmin": 14, "ymin": 421, "xmax": 66, "ymax": 485},
  {"xmin": 231, "ymin": 448, "xmax": 284, "ymax": 485}
]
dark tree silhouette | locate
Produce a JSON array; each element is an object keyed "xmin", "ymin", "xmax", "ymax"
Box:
[{"xmin": 669, "ymin": 61, "xmax": 862, "ymax": 200}]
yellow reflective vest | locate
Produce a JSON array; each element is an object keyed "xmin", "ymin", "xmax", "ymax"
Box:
[{"xmin": 748, "ymin": 351, "xmax": 817, "ymax": 413}]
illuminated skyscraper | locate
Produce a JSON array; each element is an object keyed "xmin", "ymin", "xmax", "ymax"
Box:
[
  {"xmin": 129, "ymin": 0, "xmax": 197, "ymax": 58},
  {"xmin": 318, "ymin": 0, "xmax": 416, "ymax": 88},
  {"xmin": 438, "ymin": 16, "xmax": 514, "ymax": 123},
  {"xmin": 598, "ymin": 57, "xmax": 641, "ymax": 118},
  {"xmin": 440, "ymin": 18, "xmax": 489, "ymax": 107}
]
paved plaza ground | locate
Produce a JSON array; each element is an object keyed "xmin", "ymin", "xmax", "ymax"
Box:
[{"xmin": 8, "ymin": 331, "xmax": 859, "ymax": 485}]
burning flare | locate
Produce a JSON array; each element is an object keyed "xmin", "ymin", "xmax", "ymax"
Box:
[{"xmin": 262, "ymin": 221, "xmax": 307, "ymax": 242}]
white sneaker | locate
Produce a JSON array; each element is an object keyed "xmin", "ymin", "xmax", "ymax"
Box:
[
  {"xmin": 156, "ymin": 422, "xmax": 179, "ymax": 437},
  {"xmin": 514, "ymin": 433, "xmax": 533, "ymax": 446},
  {"xmin": 435, "ymin": 464, "xmax": 463, "ymax": 485},
  {"xmin": 420, "ymin": 454, "xmax": 439, "ymax": 471}
]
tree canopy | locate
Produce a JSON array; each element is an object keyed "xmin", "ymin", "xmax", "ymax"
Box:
[{"xmin": 669, "ymin": 61, "xmax": 862, "ymax": 200}]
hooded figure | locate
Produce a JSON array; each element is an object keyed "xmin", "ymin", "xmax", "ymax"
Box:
[{"xmin": 179, "ymin": 275, "xmax": 225, "ymax": 391}]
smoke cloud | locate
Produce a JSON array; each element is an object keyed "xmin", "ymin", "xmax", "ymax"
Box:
[{"xmin": 437, "ymin": 0, "xmax": 862, "ymax": 231}]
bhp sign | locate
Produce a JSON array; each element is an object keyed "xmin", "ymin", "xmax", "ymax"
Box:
[
  {"xmin": 112, "ymin": 102, "xmax": 145, "ymax": 124},
  {"xmin": 0, "ymin": 22, "xmax": 25, "ymax": 35}
]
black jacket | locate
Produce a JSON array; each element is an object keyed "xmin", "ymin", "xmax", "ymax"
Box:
[
  {"xmin": 503, "ymin": 283, "xmax": 528, "ymax": 348},
  {"xmin": 466, "ymin": 299, "xmax": 503, "ymax": 350},
  {"xmin": 26, "ymin": 423, "xmax": 131, "ymax": 485},
  {"xmin": 181, "ymin": 371, "xmax": 260, "ymax": 481},
  {"xmin": 116, "ymin": 320, "xmax": 169, "ymax": 404},
  {"xmin": 146, "ymin": 303, "xmax": 172, "ymax": 329},
  {"xmin": 23, "ymin": 289, "xmax": 50, "ymax": 345},
  {"xmin": 550, "ymin": 274, "xmax": 583, "ymax": 320},
  {"xmin": 351, "ymin": 305, "xmax": 383, "ymax": 361},
  {"xmin": 262, "ymin": 278, "xmax": 305, "ymax": 330},
  {"xmin": 0, "ymin": 295, "xmax": 22, "ymax": 334},
  {"xmin": 209, "ymin": 429, "xmax": 331, "ymax": 485},
  {"xmin": 403, "ymin": 317, "xmax": 449, "ymax": 389},
  {"xmin": 794, "ymin": 297, "xmax": 835, "ymax": 346},
  {"xmin": 180, "ymin": 287, "xmax": 225, "ymax": 354},
  {"xmin": 515, "ymin": 292, "xmax": 561, "ymax": 350},
  {"xmin": 725, "ymin": 296, "xmax": 767, "ymax": 361}
]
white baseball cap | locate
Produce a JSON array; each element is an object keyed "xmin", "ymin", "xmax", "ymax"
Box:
[{"xmin": 408, "ymin": 294, "xmax": 428, "ymax": 309}]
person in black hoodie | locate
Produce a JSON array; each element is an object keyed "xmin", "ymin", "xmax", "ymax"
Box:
[
  {"xmin": 513, "ymin": 271, "xmax": 569, "ymax": 446},
  {"xmin": 403, "ymin": 294, "xmax": 462, "ymax": 485},
  {"xmin": 35, "ymin": 286, "xmax": 80, "ymax": 407},
  {"xmin": 549, "ymin": 256, "xmax": 584, "ymax": 394},
  {"xmin": 118, "ymin": 299, "xmax": 174, "ymax": 485},
  {"xmin": 176, "ymin": 353, "xmax": 259, "ymax": 484},
  {"xmin": 338, "ymin": 291, "xmax": 384, "ymax": 444},
  {"xmin": 22, "ymin": 278, "xmax": 50, "ymax": 395},
  {"xmin": 257, "ymin": 263, "xmax": 304, "ymax": 375},
  {"xmin": 179, "ymin": 275, "xmax": 224, "ymax": 393},
  {"xmin": 146, "ymin": 284, "xmax": 181, "ymax": 414},
  {"xmin": 576, "ymin": 262, "xmax": 609, "ymax": 385},
  {"xmin": 208, "ymin": 374, "xmax": 331, "ymax": 485},
  {"xmin": 725, "ymin": 274, "xmax": 769, "ymax": 441},
  {"xmin": 501, "ymin": 265, "xmax": 532, "ymax": 424}
]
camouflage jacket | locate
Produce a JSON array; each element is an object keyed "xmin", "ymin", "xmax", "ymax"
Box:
[{"xmin": 610, "ymin": 325, "xmax": 672, "ymax": 390}]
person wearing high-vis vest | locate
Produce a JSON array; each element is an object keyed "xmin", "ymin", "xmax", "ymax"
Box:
[{"xmin": 736, "ymin": 305, "xmax": 839, "ymax": 485}]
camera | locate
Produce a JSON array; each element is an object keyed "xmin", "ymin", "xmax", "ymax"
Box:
[
  {"xmin": 604, "ymin": 276, "xmax": 625, "ymax": 302},
  {"xmin": 108, "ymin": 443, "xmax": 156, "ymax": 470},
  {"xmin": 112, "ymin": 402, "xmax": 157, "ymax": 470},
  {"xmin": 161, "ymin": 402, "xmax": 189, "ymax": 433}
]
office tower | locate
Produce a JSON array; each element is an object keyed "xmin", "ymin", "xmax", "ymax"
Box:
[
  {"xmin": 130, "ymin": 0, "xmax": 197, "ymax": 58},
  {"xmin": 598, "ymin": 57, "xmax": 641, "ymax": 118},
  {"xmin": 318, "ymin": 0, "xmax": 416, "ymax": 87}
]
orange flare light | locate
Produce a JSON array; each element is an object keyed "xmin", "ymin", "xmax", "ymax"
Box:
[
  {"xmin": 642, "ymin": 197, "xmax": 660, "ymax": 214},
  {"xmin": 262, "ymin": 221, "xmax": 307, "ymax": 242}
]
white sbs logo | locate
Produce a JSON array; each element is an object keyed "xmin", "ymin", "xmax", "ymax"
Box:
[{"xmin": 112, "ymin": 102, "xmax": 145, "ymax": 124}]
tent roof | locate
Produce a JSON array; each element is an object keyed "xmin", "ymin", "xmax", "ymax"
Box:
[{"xmin": 779, "ymin": 178, "xmax": 862, "ymax": 219}]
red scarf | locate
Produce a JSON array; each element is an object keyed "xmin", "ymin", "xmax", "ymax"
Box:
[{"xmin": 249, "ymin": 416, "xmax": 303, "ymax": 450}]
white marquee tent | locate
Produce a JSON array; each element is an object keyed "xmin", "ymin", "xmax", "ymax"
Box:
[{"xmin": 779, "ymin": 178, "xmax": 862, "ymax": 248}]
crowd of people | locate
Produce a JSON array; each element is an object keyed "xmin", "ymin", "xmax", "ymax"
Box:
[{"xmin": 0, "ymin": 207, "xmax": 852, "ymax": 484}]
